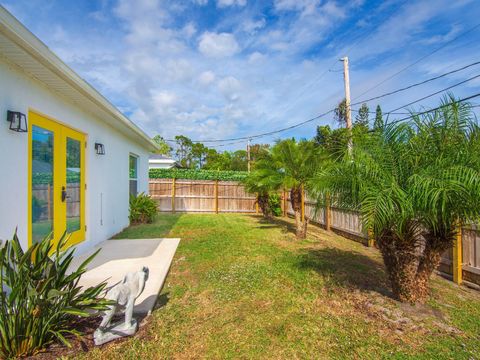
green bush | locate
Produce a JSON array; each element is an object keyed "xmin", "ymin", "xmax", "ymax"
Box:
[
  {"xmin": 32, "ymin": 196, "xmax": 46, "ymax": 222},
  {"xmin": 149, "ymin": 168, "xmax": 248, "ymax": 181},
  {"xmin": 268, "ymin": 194, "xmax": 282, "ymax": 217},
  {"xmin": 129, "ymin": 192, "xmax": 158, "ymax": 224},
  {"xmin": 0, "ymin": 231, "xmax": 109, "ymax": 358}
]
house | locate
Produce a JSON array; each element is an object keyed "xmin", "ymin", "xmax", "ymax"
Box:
[
  {"xmin": 0, "ymin": 7, "xmax": 158, "ymax": 254},
  {"xmin": 149, "ymin": 154, "xmax": 179, "ymax": 169}
]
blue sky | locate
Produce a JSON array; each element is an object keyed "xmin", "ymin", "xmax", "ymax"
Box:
[{"xmin": 2, "ymin": 0, "xmax": 480, "ymax": 149}]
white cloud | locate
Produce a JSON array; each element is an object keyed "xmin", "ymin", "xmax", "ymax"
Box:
[
  {"xmin": 198, "ymin": 32, "xmax": 240, "ymax": 58},
  {"xmin": 198, "ymin": 70, "xmax": 216, "ymax": 86},
  {"xmin": 248, "ymin": 51, "xmax": 266, "ymax": 63},
  {"xmin": 218, "ymin": 76, "xmax": 242, "ymax": 102},
  {"xmin": 217, "ymin": 0, "xmax": 247, "ymax": 8}
]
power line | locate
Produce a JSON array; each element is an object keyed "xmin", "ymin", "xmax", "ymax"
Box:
[
  {"xmin": 174, "ymin": 71, "xmax": 479, "ymax": 144},
  {"xmin": 386, "ymin": 73, "xmax": 480, "ymax": 113},
  {"xmin": 352, "ymin": 22, "xmax": 480, "ymax": 102},
  {"xmin": 351, "ymin": 60, "xmax": 480, "ymax": 106},
  {"xmin": 384, "ymin": 92, "xmax": 480, "ymax": 127}
]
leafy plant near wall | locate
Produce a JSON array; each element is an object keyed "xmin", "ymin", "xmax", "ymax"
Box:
[
  {"xmin": 0, "ymin": 231, "xmax": 109, "ymax": 358},
  {"xmin": 129, "ymin": 192, "xmax": 158, "ymax": 224},
  {"xmin": 149, "ymin": 168, "xmax": 248, "ymax": 181},
  {"xmin": 268, "ymin": 194, "xmax": 282, "ymax": 217}
]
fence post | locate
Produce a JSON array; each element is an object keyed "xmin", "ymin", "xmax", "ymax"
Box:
[
  {"xmin": 325, "ymin": 193, "xmax": 331, "ymax": 231},
  {"xmin": 283, "ymin": 189, "xmax": 287, "ymax": 217},
  {"xmin": 367, "ymin": 228, "xmax": 375, "ymax": 247},
  {"xmin": 215, "ymin": 180, "xmax": 219, "ymax": 214},
  {"xmin": 453, "ymin": 223, "xmax": 463, "ymax": 285},
  {"xmin": 255, "ymin": 194, "xmax": 259, "ymax": 214},
  {"xmin": 171, "ymin": 178, "xmax": 176, "ymax": 213}
]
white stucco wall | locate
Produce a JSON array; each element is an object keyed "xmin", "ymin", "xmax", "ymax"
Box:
[{"xmin": 0, "ymin": 59, "xmax": 150, "ymax": 253}]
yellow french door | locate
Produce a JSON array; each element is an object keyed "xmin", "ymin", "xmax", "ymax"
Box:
[{"xmin": 28, "ymin": 111, "xmax": 86, "ymax": 249}]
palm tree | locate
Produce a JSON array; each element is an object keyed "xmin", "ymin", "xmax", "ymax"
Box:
[
  {"xmin": 243, "ymin": 171, "xmax": 275, "ymax": 219},
  {"xmin": 312, "ymin": 97, "xmax": 480, "ymax": 303},
  {"xmin": 408, "ymin": 96, "xmax": 480, "ymax": 299},
  {"xmin": 252, "ymin": 139, "xmax": 321, "ymax": 238}
]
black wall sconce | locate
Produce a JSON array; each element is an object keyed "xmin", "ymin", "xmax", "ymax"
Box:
[
  {"xmin": 94, "ymin": 142, "xmax": 105, "ymax": 155},
  {"xmin": 7, "ymin": 111, "xmax": 27, "ymax": 132}
]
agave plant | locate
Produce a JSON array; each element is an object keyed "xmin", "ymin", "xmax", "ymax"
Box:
[{"xmin": 0, "ymin": 231, "xmax": 109, "ymax": 358}]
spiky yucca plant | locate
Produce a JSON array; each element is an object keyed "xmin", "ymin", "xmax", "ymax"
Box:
[{"xmin": 0, "ymin": 231, "xmax": 109, "ymax": 358}]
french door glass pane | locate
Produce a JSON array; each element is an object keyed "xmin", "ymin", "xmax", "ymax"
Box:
[
  {"xmin": 32, "ymin": 125, "xmax": 54, "ymax": 244},
  {"xmin": 66, "ymin": 137, "xmax": 81, "ymax": 232}
]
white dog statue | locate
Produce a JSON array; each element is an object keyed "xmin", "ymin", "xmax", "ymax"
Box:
[{"xmin": 94, "ymin": 266, "xmax": 149, "ymax": 345}]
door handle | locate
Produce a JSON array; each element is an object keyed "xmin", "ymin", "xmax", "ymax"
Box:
[{"xmin": 61, "ymin": 186, "xmax": 70, "ymax": 202}]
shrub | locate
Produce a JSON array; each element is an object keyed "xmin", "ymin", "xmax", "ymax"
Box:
[
  {"xmin": 268, "ymin": 194, "xmax": 282, "ymax": 217},
  {"xmin": 149, "ymin": 168, "xmax": 248, "ymax": 181},
  {"xmin": 0, "ymin": 231, "xmax": 109, "ymax": 358},
  {"xmin": 129, "ymin": 192, "xmax": 158, "ymax": 224}
]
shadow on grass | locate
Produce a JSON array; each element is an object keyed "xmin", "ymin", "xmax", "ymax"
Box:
[
  {"xmin": 112, "ymin": 213, "xmax": 183, "ymax": 239},
  {"xmin": 248, "ymin": 215, "xmax": 296, "ymax": 234},
  {"xmin": 297, "ymin": 246, "xmax": 392, "ymax": 297}
]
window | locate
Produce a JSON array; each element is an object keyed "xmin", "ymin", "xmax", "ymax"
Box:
[{"xmin": 129, "ymin": 154, "xmax": 138, "ymax": 196}]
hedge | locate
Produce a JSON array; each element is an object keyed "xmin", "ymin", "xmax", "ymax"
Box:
[
  {"xmin": 149, "ymin": 168, "xmax": 248, "ymax": 181},
  {"xmin": 32, "ymin": 173, "xmax": 80, "ymax": 185}
]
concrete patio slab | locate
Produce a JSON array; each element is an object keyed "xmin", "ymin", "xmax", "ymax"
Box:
[{"xmin": 70, "ymin": 238, "xmax": 180, "ymax": 315}]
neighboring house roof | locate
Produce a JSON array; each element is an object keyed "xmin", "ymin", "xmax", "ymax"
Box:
[
  {"xmin": 149, "ymin": 154, "xmax": 175, "ymax": 161},
  {"xmin": 149, "ymin": 154, "xmax": 177, "ymax": 163},
  {"xmin": 148, "ymin": 154, "xmax": 179, "ymax": 168},
  {"xmin": 0, "ymin": 6, "xmax": 158, "ymax": 152}
]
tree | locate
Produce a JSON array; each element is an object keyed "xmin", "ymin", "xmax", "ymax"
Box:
[
  {"xmin": 249, "ymin": 144, "xmax": 270, "ymax": 169},
  {"xmin": 334, "ymin": 99, "xmax": 347, "ymax": 125},
  {"xmin": 174, "ymin": 135, "xmax": 193, "ymax": 168},
  {"xmin": 252, "ymin": 139, "xmax": 322, "ymax": 239},
  {"xmin": 374, "ymin": 105, "xmax": 383, "ymax": 131},
  {"xmin": 314, "ymin": 125, "xmax": 349, "ymax": 161},
  {"xmin": 408, "ymin": 95, "xmax": 480, "ymax": 300},
  {"xmin": 152, "ymin": 135, "xmax": 172, "ymax": 156},
  {"xmin": 355, "ymin": 103, "xmax": 369, "ymax": 128},
  {"xmin": 230, "ymin": 150, "xmax": 248, "ymax": 171},
  {"xmin": 313, "ymin": 96, "xmax": 480, "ymax": 303},
  {"xmin": 243, "ymin": 170, "xmax": 275, "ymax": 219},
  {"xmin": 191, "ymin": 142, "xmax": 208, "ymax": 168}
]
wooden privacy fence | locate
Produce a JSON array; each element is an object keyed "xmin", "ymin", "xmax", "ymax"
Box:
[
  {"xmin": 285, "ymin": 192, "xmax": 480, "ymax": 287},
  {"xmin": 149, "ymin": 179, "xmax": 480, "ymax": 287},
  {"xmin": 149, "ymin": 179, "xmax": 259, "ymax": 213}
]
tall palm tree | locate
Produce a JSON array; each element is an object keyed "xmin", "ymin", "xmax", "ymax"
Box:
[
  {"xmin": 312, "ymin": 97, "xmax": 480, "ymax": 303},
  {"xmin": 252, "ymin": 139, "xmax": 321, "ymax": 238}
]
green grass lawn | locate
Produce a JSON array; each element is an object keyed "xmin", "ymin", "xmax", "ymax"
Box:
[{"xmin": 85, "ymin": 214, "xmax": 480, "ymax": 359}]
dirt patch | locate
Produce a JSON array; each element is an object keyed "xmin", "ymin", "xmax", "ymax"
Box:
[{"xmin": 28, "ymin": 315, "xmax": 153, "ymax": 359}]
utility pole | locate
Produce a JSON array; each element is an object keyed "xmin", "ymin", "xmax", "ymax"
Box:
[
  {"xmin": 247, "ymin": 138, "xmax": 251, "ymax": 172},
  {"xmin": 340, "ymin": 57, "xmax": 353, "ymax": 153}
]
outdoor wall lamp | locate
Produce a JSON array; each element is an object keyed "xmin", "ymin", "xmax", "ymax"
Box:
[
  {"xmin": 6, "ymin": 111, "xmax": 27, "ymax": 132},
  {"xmin": 95, "ymin": 142, "xmax": 105, "ymax": 155}
]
